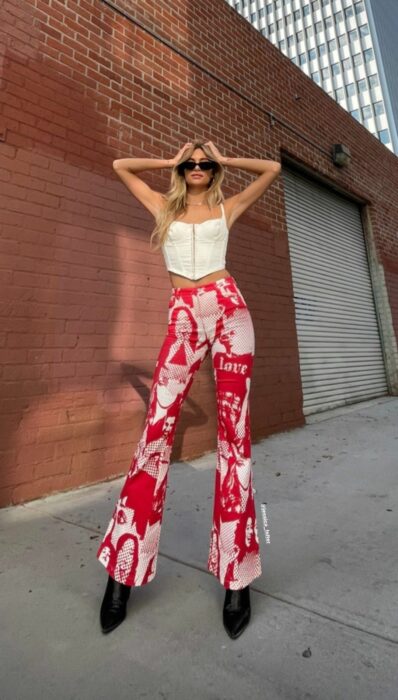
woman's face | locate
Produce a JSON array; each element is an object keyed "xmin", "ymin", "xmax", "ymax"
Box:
[
  {"xmin": 183, "ymin": 148, "xmax": 214, "ymax": 188},
  {"xmin": 245, "ymin": 516, "xmax": 254, "ymax": 547}
]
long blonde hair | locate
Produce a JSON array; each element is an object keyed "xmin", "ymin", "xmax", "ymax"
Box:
[{"xmin": 149, "ymin": 141, "xmax": 226, "ymax": 251}]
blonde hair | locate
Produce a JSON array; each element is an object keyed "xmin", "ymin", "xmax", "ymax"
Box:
[{"xmin": 149, "ymin": 141, "xmax": 226, "ymax": 251}]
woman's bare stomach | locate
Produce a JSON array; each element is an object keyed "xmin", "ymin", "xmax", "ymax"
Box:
[{"xmin": 169, "ymin": 268, "xmax": 231, "ymax": 289}]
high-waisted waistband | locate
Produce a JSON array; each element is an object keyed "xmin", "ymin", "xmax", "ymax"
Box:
[
  {"xmin": 168, "ymin": 274, "xmax": 250, "ymax": 323},
  {"xmin": 171, "ymin": 275, "xmax": 237, "ymax": 296}
]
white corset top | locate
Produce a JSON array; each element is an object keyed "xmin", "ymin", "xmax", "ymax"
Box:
[{"xmin": 161, "ymin": 202, "xmax": 229, "ymax": 280}]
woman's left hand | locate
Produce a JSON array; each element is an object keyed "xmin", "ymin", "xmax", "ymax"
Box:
[{"xmin": 204, "ymin": 141, "xmax": 229, "ymax": 165}]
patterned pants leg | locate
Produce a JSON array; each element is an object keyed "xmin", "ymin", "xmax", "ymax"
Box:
[{"xmin": 96, "ymin": 275, "xmax": 262, "ymax": 589}]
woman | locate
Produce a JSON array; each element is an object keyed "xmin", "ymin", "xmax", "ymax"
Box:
[{"xmin": 97, "ymin": 140, "xmax": 281, "ymax": 639}]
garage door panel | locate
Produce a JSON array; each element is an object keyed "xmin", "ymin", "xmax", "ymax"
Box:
[{"xmin": 282, "ymin": 167, "xmax": 388, "ymax": 415}]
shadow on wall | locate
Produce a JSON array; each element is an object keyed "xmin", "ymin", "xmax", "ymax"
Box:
[{"xmin": 0, "ymin": 1, "xmax": 221, "ymax": 506}]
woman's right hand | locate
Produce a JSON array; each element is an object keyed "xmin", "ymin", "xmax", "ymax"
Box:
[{"xmin": 168, "ymin": 142, "xmax": 193, "ymax": 167}]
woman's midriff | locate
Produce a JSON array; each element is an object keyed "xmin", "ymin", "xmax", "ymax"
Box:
[{"xmin": 169, "ymin": 268, "xmax": 231, "ymax": 289}]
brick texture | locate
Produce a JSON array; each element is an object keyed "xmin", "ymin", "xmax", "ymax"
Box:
[{"xmin": 0, "ymin": 0, "xmax": 397, "ymax": 506}]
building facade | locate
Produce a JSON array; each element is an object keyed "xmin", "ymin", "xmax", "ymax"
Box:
[
  {"xmin": 0, "ymin": 0, "xmax": 397, "ymax": 506},
  {"xmin": 227, "ymin": 0, "xmax": 398, "ymax": 154}
]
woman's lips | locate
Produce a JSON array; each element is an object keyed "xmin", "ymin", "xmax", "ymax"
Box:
[{"xmin": 192, "ymin": 174, "xmax": 203, "ymax": 178}]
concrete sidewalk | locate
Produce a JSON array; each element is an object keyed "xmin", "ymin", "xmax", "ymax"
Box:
[{"xmin": 1, "ymin": 396, "xmax": 397, "ymax": 700}]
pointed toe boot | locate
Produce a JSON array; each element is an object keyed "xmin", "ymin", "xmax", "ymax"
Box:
[
  {"xmin": 100, "ymin": 574, "xmax": 131, "ymax": 634},
  {"xmin": 223, "ymin": 585, "xmax": 251, "ymax": 640}
]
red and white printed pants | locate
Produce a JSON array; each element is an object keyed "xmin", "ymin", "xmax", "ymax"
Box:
[{"xmin": 96, "ymin": 275, "xmax": 262, "ymax": 590}]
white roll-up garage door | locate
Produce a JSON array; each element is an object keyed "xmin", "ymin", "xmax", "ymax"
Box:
[{"xmin": 282, "ymin": 167, "xmax": 388, "ymax": 415}]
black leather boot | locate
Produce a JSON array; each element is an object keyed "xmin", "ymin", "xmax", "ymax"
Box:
[
  {"xmin": 223, "ymin": 585, "xmax": 251, "ymax": 639},
  {"xmin": 100, "ymin": 574, "xmax": 131, "ymax": 634}
]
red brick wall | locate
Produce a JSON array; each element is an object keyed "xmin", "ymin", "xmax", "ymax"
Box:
[{"xmin": 0, "ymin": 0, "xmax": 397, "ymax": 506}]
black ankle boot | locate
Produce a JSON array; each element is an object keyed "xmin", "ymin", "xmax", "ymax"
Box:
[
  {"xmin": 100, "ymin": 574, "xmax": 131, "ymax": 634},
  {"xmin": 223, "ymin": 585, "xmax": 251, "ymax": 639}
]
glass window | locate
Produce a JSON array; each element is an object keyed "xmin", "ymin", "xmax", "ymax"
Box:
[
  {"xmin": 312, "ymin": 71, "xmax": 321, "ymax": 83},
  {"xmin": 378, "ymin": 129, "xmax": 391, "ymax": 144},
  {"xmin": 350, "ymin": 109, "xmax": 360, "ymax": 120},
  {"xmin": 267, "ymin": 4, "xmax": 272, "ymax": 14},
  {"xmin": 354, "ymin": 1, "xmax": 365, "ymax": 15},
  {"xmin": 359, "ymin": 24, "xmax": 369, "ymax": 37},
  {"xmin": 338, "ymin": 34, "xmax": 347, "ymax": 47},
  {"xmin": 328, "ymin": 38, "xmax": 337, "ymax": 51},
  {"xmin": 362, "ymin": 105, "xmax": 372, "ymax": 119},
  {"xmin": 299, "ymin": 53, "xmax": 307, "ymax": 65},
  {"xmin": 296, "ymin": 30, "xmax": 304, "ymax": 41},
  {"xmin": 325, "ymin": 16, "xmax": 333, "ymax": 28},
  {"xmin": 364, "ymin": 48, "xmax": 374, "ymax": 63},
  {"xmin": 342, "ymin": 58, "xmax": 351, "ymax": 71},
  {"xmin": 309, "ymin": 48, "xmax": 317, "ymax": 60},
  {"xmin": 335, "ymin": 87, "xmax": 345, "ymax": 101},
  {"xmin": 358, "ymin": 78, "xmax": 367, "ymax": 92},
  {"xmin": 374, "ymin": 101, "xmax": 385, "ymax": 116},
  {"xmin": 279, "ymin": 39, "xmax": 286, "ymax": 49},
  {"xmin": 277, "ymin": 19, "xmax": 283, "ymax": 30},
  {"xmin": 315, "ymin": 21, "xmax": 323, "ymax": 33},
  {"xmin": 303, "ymin": 4, "xmax": 310, "ymax": 15},
  {"xmin": 288, "ymin": 35, "xmax": 295, "ymax": 46},
  {"xmin": 368, "ymin": 74, "xmax": 379, "ymax": 88},
  {"xmin": 348, "ymin": 29, "xmax": 358, "ymax": 42},
  {"xmin": 312, "ymin": 0, "xmax": 320, "ymax": 10},
  {"xmin": 286, "ymin": 13, "xmax": 292, "ymax": 24},
  {"xmin": 322, "ymin": 0, "xmax": 330, "ymax": 6},
  {"xmin": 305, "ymin": 26, "xmax": 314, "ymax": 38},
  {"xmin": 269, "ymin": 24, "xmax": 275, "ymax": 34},
  {"xmin": 334, "ymin": 11, "xmax": 343, "ymax": 23},
  {"xmin": 294, "ymin": 9, "xmax": 301, "ymax": 20},
  {"xmin": 259, "ymin": 8, "xmax": 265, "ymax": 18},
  {"xmin": 353, "ymin": 53, "xmax": 362, "ymax": 66},
  {"xmin": 331, "ymin": 62, "xmax": 340, "ymax": 75},
  {"xmin": 346, "ymin": 83, "xmax": 356, "ymax": 97},
  {"xmin": 251, "ymin": 12, "xmax": 257, "ymax": 21},
  {"xmin": 275, "ymin": 0, "xmax": 282, "ymax": 8},
  {"xmin": 318, "ymin": 43, "xmax": 326, "ymax": 56},
  {"xmin": 322, "ymin": 67, "xmax": 330, "ymax": 79},
  {"xmin": 344, "ymin": 6, "xmax": 354, "ymax": 18}
]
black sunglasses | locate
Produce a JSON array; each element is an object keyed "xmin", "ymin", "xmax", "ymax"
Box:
[{"xmin": 177, "ymin": 160, "xmax": 216, "ymax": 174}]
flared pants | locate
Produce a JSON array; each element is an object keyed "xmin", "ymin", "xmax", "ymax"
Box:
[{"xmin": 96, "ymin": 275, "xmax": 262, "ymax": 589}]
